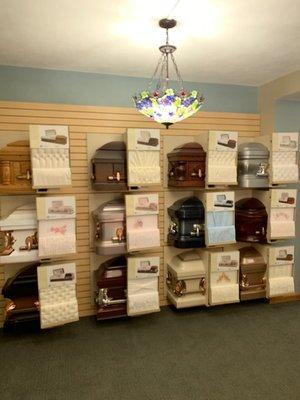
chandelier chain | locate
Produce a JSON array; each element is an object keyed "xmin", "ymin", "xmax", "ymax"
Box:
[
  {"xmin": 166, "ymin": 0, "xmax": 181, "ymax": 19},
  {"xmin": 170, "ymin": 52, "xmax": 184, "ymax": 91},
  {"xmin": 147, "ymin": 53, "xmax": 164, "ymax": 91}
]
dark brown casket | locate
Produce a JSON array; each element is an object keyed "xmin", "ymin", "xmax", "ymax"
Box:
[
  {"xmin": 1, "ymin": 262, "xmax": 40, "ymax": 328},
  {"xmin": 0, "ymin": 140, "xmax": 32, "ymax": 190},
  {"xmin": 95, "ymin": 255, "xmax": 127, "ymax": 320},
  {"xmin": 239, "ymin": 246, "xmax": 267, "ymax": 300},
  {"xmin": 167, "ymin": 142, "xmax": 206, "ymax": 187},
  {"xmin": 235, "ymin": 198, "xmax": 268, "ymax": 243},
  {"xmin": 91, "ymin": 141, "xmax": 127, "ymax": 190}
]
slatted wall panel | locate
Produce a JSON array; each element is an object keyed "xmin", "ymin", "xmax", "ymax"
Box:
[{"xmin": 0, "ymin": 101, "xmax": 260, "ymax": 325}]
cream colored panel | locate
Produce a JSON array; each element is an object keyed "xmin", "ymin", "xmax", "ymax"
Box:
[
  {"xmin": 208, "ymin": 131, "xmax": 238, "ymax": 151},
  {"xmin": 269, "ymin": 246, "xmax": 294, "ymax": 265},
  {"xmin": 206, "ymin": 191, "xmax": 235, "ymax": 212},
  {"xmin": 272, "ymin": 132, "xmax": 298, "ymax": 151},
  {"xmin": 127, "ymin": 128, "xmax": 160, "ymax": 151},
  {"xmin": 270, "ymin": 189, "xmax": 297, "ymax": 208},
  {"xmin": 210, "ymin": 251, "xmax": 239, "ymax": 272}
]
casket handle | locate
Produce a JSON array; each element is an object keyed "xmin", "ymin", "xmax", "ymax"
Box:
[
  {"xmin": 256, "ymin": 162, "xmax": 269, "ymax": 177},
  {"xmin": 107, "ymin": 172, "xmax": 121, "ymax": 181},
  {"xmin": 16, "ymin": 169, "xmax": 31, "ymax": 180},
  {"xmin": 166, "ymin": 271, "xmax": 173, "ymax": 289},
  {"xmin": 169, "ymin": 222, "xmax": 177, "ymax": 234},
  {"xmin": 190, "ymin": 169, "xmax": 202, "ymax": 178},
  {"xmin": 190, "ymin": 224, "xmax": 203, "ymax": 237},
  {"xmin": 96, "ymin": 288, "xmax": 126, "ymax": 306},
  {"xmin": 241, "ymin": 274, "xmax": 250, "ymax": 288},
  {"xmin": 199, "ymin": 277, "xmax": 206, "ymax": 295}
]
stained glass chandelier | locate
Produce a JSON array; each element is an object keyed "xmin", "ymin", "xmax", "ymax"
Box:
[{"xmin": 133, "ymin": 18, "xmax": 204, "ymax": 129}]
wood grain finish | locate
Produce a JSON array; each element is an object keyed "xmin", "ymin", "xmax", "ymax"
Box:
[
  {"xmin": 268, "ymin": 293, "xmax": 300, "ymax": 304},
  {"xmin": 0, "ymin": 101, "xmax": 261, "ymax": 326}
]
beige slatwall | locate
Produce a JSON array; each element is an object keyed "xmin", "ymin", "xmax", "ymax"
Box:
[{"xmin": 0, "ymin": 101, "xmax": 260, "ymax": 326}]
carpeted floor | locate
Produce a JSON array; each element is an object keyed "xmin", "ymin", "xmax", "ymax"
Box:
[{"xmin": 0, "ymin": 301, "xmax": 300, "ymax": 400}]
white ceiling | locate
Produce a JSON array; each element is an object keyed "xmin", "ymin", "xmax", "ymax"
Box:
[{"xmin": 0, "ymin": 0, "xmax": 300, "ymax": 86}]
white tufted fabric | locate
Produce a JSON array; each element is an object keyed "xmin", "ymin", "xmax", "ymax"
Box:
[
  {"xmin": 272, "ymin": 151, "xmax": 298, "ymax": 182},
  {"xmin": 38, "ymin": 219, "xmax": 76, "ymax": 257},
  {"xmin": 207, "ymin": 151, "xmax": 236, "ymax": 184},
  {"xmin": 127, "ymin": 277, "xmax": 159, "ymax": 316},
  {"xmin": 268, "ymin": 277, "xmax": 294, "ymax": 297},
  {"xmin": 210, "ymin": 285, "xmax": 239, "ymax": 305},
  {"xmin": 31, "ymin": 148, "xmax": 71, "ymax": 187},
  {"xmin": 128, "ymin": 292, "xmax": 159, "ymax": 315},
  {"xmin": 269, "ymin": 264, "xmax": 293, "ymax": 278},
  {"xmin": 39, "ymin": 284, "xmax": 79, "ymax": 329},
  {"xmin": 128, "ymin": 151, "xmax": 161, "ymax": 184}
]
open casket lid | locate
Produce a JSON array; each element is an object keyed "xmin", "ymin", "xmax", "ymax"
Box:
[
  {"xmin": 235, "ymin": 198, "xmax": 267, "ymax": 215},
  {"xmin": 167, "ymin": 142, "xmax": 206, "ymax": 160},
  {"xmin": 0, "ymin": 140, "xmax": 30, "ymax": 159},
  {"xmin": 92, "ymin": 199, "xmax": 125, "ymax": 222},
  {"xmin": 0, "ymin": 203, "xmax": 37, "ymax": 230},
  {"xmin": 92, "ymin": 141, "xmax": 126, "ymax": 162},
  {"xmin": 2, "ymin": 263, "xmax": 39, "ymax": 299},
  {"xmin": 168, "ymin": 196, "xmax": 205, "ymax": 219},
  {"xmin": 168, "ymin": 251, "xmax": 205, "ymax": 279},
  {"xmin": 96, "ymin": 255, "xmax": 127, "ymax": 286},
  {"xmin": 98, "ymin": 255, "xmax": 127, "ymax": 271},
  {"xmin": 238, "ymin": 142, "xmax": 269, "ymax": 159},
  {"xmin": 240, "ymin": 246, "xmax": 266, "ymax": 271}
]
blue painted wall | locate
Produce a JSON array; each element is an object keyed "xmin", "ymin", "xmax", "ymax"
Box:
[
  {"xmin": 0, "ymin": 65, "xmax": 258, "ymax": 113},
  {"xmin": 275, "ymin": 99, "xmax": 300, "ymax": 132}
]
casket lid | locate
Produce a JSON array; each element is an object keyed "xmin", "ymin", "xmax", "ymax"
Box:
[
  {"xmin": 167, "ymin": 142, "xmax": 206, "ymax": 159},
  {"xmin": 168, "ymin": 196, "xmax": 205, "ymax": 219},
  {"xmin": 238, "ymin": 142, "xmax": 269, "ymax": 158},
  {"xmin": 168, "ymin": 251, "xmax": 205, "ymax": 278},
  {"xmin": 235, "ymin": 197, "xmax": 266, "ymax": 212},
  {"xmin": 92, "ymin": 199, "xmax": 125, "ymax": 222},
  {"xmin": 92, "ymin": 141, "xmax": 126, "ymax": 162},
  {"xmin": 96, "ymin": 255, "xmax": 127, "ymax": 286},
  {"xmin": 0, "ymin": 140, "xmax": 30, "ymax": 158},
  {"xmin": 240, "ymin": 246, "xmax": 266, "ymax": 267},
  {"xmin": 2, "ymin": 263, "xmax": 39, "ymax": 299},
  {"xmin": 99, "ymin": 255, "xmax": 127, "ymax": 270},
  {"xmin": 0, "ymin": 203, "xmax": 37, "ymax": 230}
]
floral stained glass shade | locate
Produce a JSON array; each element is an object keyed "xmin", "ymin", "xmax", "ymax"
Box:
[{"xmin": 133, "ymin": 88, "xmax": 204, "ymax": 128}]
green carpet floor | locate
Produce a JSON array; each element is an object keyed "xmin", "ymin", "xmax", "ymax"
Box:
[{"xmin": 0, "ymin": 301, "xmax": 299, "ymax": 400}]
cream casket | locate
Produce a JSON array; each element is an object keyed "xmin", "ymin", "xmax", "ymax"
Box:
[{"xmin": 166, "ymin": 251, "xmax": 207, "ymax": 308}]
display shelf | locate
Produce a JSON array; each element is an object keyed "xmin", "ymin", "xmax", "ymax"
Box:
[
  {"xmin": 1, "ymin": 100, "xmax": 297, "ymax": 327},
  {"xmin": 0, "ymin": 250, "xmax": 39, "ymax": 265}
]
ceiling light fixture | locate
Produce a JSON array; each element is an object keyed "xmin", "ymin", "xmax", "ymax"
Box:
[{"xmin": 133, "ymin": 18, "xmax": 204, "ymax": 129}]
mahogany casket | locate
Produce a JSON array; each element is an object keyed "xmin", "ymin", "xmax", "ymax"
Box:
[
  {"xmin": 2, "ymin": 262, "xmax": 40, "ymax": 328},
  {"xmin": 239, "ymin": 246, "xmax": 267, "ymax": 300},
  {"xmin": 95, "ymin": 255, "xmax": 127, "ymax": 320},
  {"xmin": 237, "ymin": 143, "xmax": 269, "ymax": 188},
  {"xmin": 235, "ymin": 198, "xmax": 267, "ymax": 243},
  {"xmin": 167, "ymin": 142, "xmax": 206, "ymax": 187},
  {"xmin": 168, "ymin": 197, "xmax": 205, "ymax": 248},
  {"xmin": 92, "ymin": 199, "xmax": 126, "ymax": 255},
  {"xmin": 91, "ymin": 141, "xmax": 127, "ymax": 190},
  {"xmin": 0, "ymin": 140, "xmax": 32, "ymax": 190}
]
